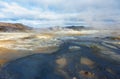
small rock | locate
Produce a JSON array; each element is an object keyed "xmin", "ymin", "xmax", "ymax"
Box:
[
  {"xmin": 79, "ymin": 70, "xmax": 95, "ymax": 78},
  {"xmin": 73, "ymin": 77, "xmax": 77, "ymax": 79}
]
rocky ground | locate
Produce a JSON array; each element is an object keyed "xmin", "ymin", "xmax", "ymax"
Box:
[
  {"xmin": 0, "ymin": 29, "xmax": 119, "ymax": 79},
  {"xmin": 0, "ymin": 24, "xmax": 120, "ymax": 79},
  {"xmin": 0, "ymin": 36, "xmax": 120, "ymax": 79}
]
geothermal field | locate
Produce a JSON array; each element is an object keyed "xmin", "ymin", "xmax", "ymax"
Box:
[{"xmin": 0, "ymin": 29, "xmax": 120, "ymax": 79}]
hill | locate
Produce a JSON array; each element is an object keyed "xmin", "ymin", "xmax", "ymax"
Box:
[{"xmin": 0, "ymin": 22, "xmax": 32, "ymax": 32}]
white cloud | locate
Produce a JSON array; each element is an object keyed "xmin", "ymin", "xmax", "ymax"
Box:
[{"xmin": 0, "ymin": 0, "xmax": 120, "ymax": 28}]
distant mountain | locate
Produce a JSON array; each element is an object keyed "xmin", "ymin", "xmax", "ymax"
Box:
[
  {"xmin": 65, "ymin": 26, "xmax": 86, "ymax": 30},
  {"xmin": 65, "ymin": 26, "xmax": 95, "ymax": 30},
  {"xmin": 34, "ymin": 26, "xmax": 90, "ymax": 32},
  {"xmin": 47, "ymin": 26, "xmax": 88, "ymax": 31},
  {"xmin": 32, "ymin": 25, "xmax": 94, "ymax": 33},
  {"xmin": 0, "ymin": 22, "xmax": 32, "ymax": 32}
]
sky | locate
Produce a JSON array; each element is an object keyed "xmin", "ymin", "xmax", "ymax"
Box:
[{"xmin": 0, "ymin": 0, "xmax": 120, "ymax": 28}]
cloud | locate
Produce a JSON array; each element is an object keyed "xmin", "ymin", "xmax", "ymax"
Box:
[{"xmin": 0, "ymin": 0, "xmax": 120, "ymax": 28}]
